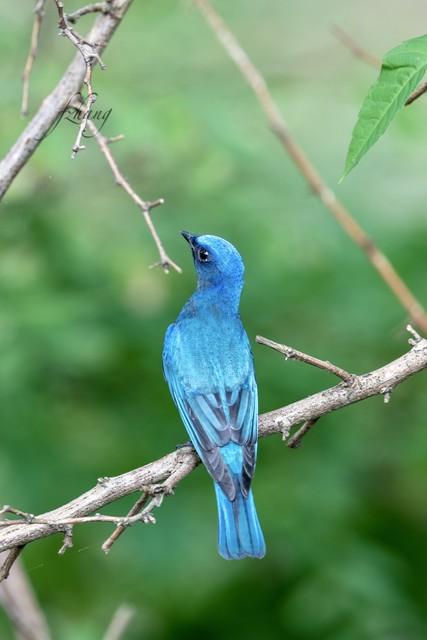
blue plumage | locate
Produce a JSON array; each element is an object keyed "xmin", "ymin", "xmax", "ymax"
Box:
[{"xmin": 163, "ymin": 232, "xmax": 265, "ymax": 559}]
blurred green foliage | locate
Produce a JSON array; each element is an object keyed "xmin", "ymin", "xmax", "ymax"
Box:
[{"xmin": 0, "ymin": 1, "xmax": 427, "ymax": 638}]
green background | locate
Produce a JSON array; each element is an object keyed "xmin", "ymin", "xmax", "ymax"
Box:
[{"xmin": 1, "ymin": 1, "xmax": 427, "ymax": 638}]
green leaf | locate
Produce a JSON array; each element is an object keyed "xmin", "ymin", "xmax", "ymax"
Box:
[{"xmin": 343, "ymin": 34, "xmax": 427, "ymax": 179}]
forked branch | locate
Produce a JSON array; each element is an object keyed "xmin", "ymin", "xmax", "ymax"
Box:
[
  {"xmin": 0, "ymin": 327, "xmax": 425, "ymax": 580},
  {"xmin": 0, "ymin": 0, "xmax": 134, "ymax": 199},
  {"xmin": 54, "ymin": 0, "xmax": 107, "ymax": 158}
]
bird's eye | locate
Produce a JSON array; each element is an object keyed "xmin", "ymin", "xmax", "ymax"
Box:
[{"xmin": 198, "ymin": 248, "xmax": 210, "ymax": 263}]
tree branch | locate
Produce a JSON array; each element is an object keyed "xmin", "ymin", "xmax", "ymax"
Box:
[
  {"xmin": 194, "ymin": 0, "xmax": 427, "ymax": 334},
  {"xmin": 287, "ymin": 418, "xmax": 319, "ymax": 449},
  {"xmin": 256, "ymin": 335, "xmax": 354, "ymax": 384},
  {"xmin": 405, "ymin": 82, "xmax": 427, "ymax": 106},
  {"xmin": 0, "ymin": 547, "xmax": 24, "ymax": 583},
  {"xmin": 86, "ymin": 117, "xmax": 182, "ymax": 273},
  {"xmin": 0, "ymin": 554, "xmax": 51, "ymax": 640},
  {"xmin": 0, "ymin": 328, "xmax": 425, "ymax": 576},
  {"xmin": 103, "ymin": 604, "xmax": 135, "ymax": 640},
  {"xmin": 4, "ymin": 2, "xmax": 180, "ymax": 273},
  {"xmin": 101, "ymin": 492, "xmax": 149, "ymax": 554},
  {"xmin": 331, "ymin": 25, "xmax": 380, "ymax": 68},
  {"xmin": 67, "ymin": 2, "xmax": 113, "ymax": 24},
  {"xmin": 54, "ymin": 0, "xmax": 107, "ymax": 158},
  {"xmin": 21, "ymin": 0, "xmax": 47, "ymax": 117},
  {"xmin": 0, "ymin": 0, "xmax": 133, "ymax": 199}
]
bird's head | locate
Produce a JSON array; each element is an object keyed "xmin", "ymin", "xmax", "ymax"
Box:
[{"xmin": 181, "ymin": 231, "xmax": 244, "ymax": 289}]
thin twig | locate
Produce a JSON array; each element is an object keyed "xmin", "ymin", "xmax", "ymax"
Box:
[
  {"xmin": 54, "ymin": 0, "xmax": 107, "ymax": 158},
  {"xmin": 103, "ymin": 605, "xmax": 135, "ymax": 640},
  {"xmin": 21, "ymin": 0, "xmax": 47, "ymax": 116},
  {"xmin": 331, "ymin": 25, "xmax": 380, "ymax": 68},
  {"xmin": 195, "ymin": 0, "xmax": 427, "ymax": 334},
  {"xmin": 0, "ymin": 547, "xmax": 24, "ymax": 583},
  {"xmin": 0, "ymin": 467, "xmax": 187, "ymax": 569},
  {"xmin": 106, "ymin": 133, "xmax": 125, "ymax": 144},
  {"xmin": 0, "ymin": 330, "xmax": 425, "ymax": 566},
  {"xmin": 407, "ymin": 323, "xmax": 422, "ymax": 345},
  {"xmin": 102, "ymin": 492, "xmax": 149, "ymax": 554},
  {"xmin": 0, "ymin": 0, "xmax": 134, "ymax": 199},
  {"xmin": 0, "ymin": 503, "xmax": 161, "ymax": 530},
  {"xmin": 256, "ymin": 335, "xmax": 354, "ymax": 384},
  {"xmin": 85, "ymin": 117, "xmax": 182, "ymax": 273},
  {"xmin": 67, "ymin": 1, "xmax": 112, "ymax": 24},
  {"xmin": 287, "ymin": 418, "xmax": 319, "ymax": 448},
  {"xmin": 405, "ymin": 82, "xmax": 427, "ymax": 106},
  {"xmin": 332, "ymin": 24, "xmax": 427, "ymax": 108}
]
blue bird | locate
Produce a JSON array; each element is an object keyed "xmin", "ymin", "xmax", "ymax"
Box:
[{"xmin": 163, "ymin": 232, "xmax": 265, "ymax": 559}]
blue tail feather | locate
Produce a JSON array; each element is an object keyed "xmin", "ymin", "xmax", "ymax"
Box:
[{"xmin": 215, "ymin": 483, "xmax": 265, "ymax": 559}]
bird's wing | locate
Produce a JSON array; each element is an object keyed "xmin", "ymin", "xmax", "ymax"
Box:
[{"xmin": 163, "ymin": 324, "xmax": 258, "ymax": 501}]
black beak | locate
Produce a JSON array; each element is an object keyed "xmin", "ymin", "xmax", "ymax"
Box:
[{"xmin": 181, "ymin": 230, "xmax": 196, "ymax": 247}]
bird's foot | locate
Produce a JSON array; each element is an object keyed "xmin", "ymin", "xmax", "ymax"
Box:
[{"xmin": 175, "ymin": 440, "xmax": 193, "ymax": 450}]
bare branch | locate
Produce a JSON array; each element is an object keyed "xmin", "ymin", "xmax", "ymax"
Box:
[
  {"xmin": 256, "ymin": 335, "xmax": 354, "ymax": 384},
  {"xmin": 0, "ymin": 501, "xmax": 162, "ymax": 530},
  {"xmin": 21, "ymin": 0, "xmax": 47, "ymax": 117},
  {"xmin": 0, "ymin": 547, "xmax": 23, "ymax": 583},
  {"xmin": 287, "ymin": 418, "xmax": 319, "ymax": 449},
  {"xmin": 67, "ymin": 2, "xmax": 113, "ymax": 24},
  {"xmin": 259, "ymin": 328, "xmax": 427, "ymax": 439},
  {"xmin": 0, "ymin": 330, "xmax": 425, "ymax": 569},
  {"xmin": 407, "ymin": 323, "xmax": 422, "ymax": 345},
  {"xmin": 86, "ymin": 118, "xmax": 182, "ymax": 273},
  {"xmin": 0, "ymin": 554, "xmax": 51, "ymax": 640},
  {"xmin": 0, "ymin": 0, "xmax": 133, "ymax": 199},
  {"xmin": 102, "ymin": 492, "xmax": 149, "ymax": 554},
  {"xmin": 331, "ymin": 25, "xmax": 380, "ymax": 68},
  {"xmin": 194, "ymin": 0, "xmax": 427, "ymax": 334},
  {"xmin": 54, "ymin": 0, "xmax": 107, "ymax": 158},
  {"xmin": 405, "ymin": 82, "xmax": 427, "ymax": 106},
  {"xmin": 332, "ymin": 24, "xmax": 427, "ymax": 108},
  {"xmin": 103, "ymin": 605, "xmax": 135, "ymax": 640},
  {"xmin": 6, "ymin": 4, "xmax": 180, "ymax": 276}
]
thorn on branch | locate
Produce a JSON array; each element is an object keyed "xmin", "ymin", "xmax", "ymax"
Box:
[
  {"xmin": 105, "ymin": 134, "xmax": 125, "ymax": 145},
  {"xmin": 380, "ymin": 386, "xmax": 393, "ymax": 404},
  {"xmin": 281, "ymin": 423, "xmax": 291, "ymax": 442},
  {"xmin": 58, "ymin": 525, "xmax": 74, "ymax": 555},
  {"xmin": 407, "ymin": 324, "xmax": 423, "ymax": 346}
]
